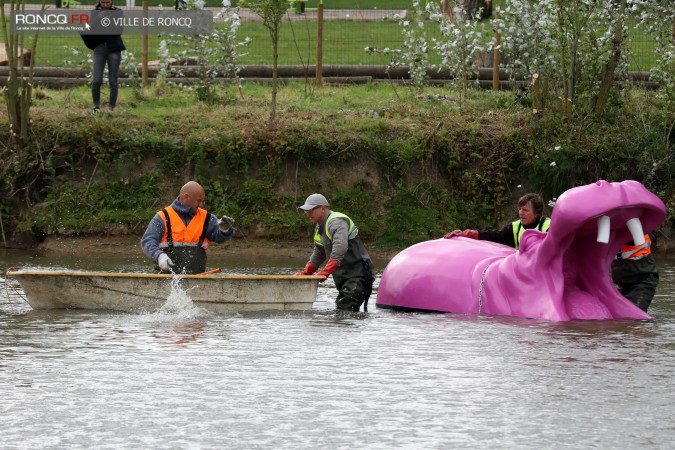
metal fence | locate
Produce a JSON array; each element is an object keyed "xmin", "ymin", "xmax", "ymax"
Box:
[{"xmin": 4, "ymin": 5, "xmax": 662, "ymax": 72}]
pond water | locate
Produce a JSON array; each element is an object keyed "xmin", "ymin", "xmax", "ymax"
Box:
[{"xmin": 1, "ymin": 249, "xmax": 674, "ymax": 449}]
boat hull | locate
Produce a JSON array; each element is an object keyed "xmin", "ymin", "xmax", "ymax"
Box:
[{"xmin": 7, "ymin": 270, "xmax": 320, "ymax": 313}]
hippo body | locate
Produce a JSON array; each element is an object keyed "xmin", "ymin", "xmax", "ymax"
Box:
[{"xmin": 376, "ymin": 180, "xmax": 666, "ymax": 322}]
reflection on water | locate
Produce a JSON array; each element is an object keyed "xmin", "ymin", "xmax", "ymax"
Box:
[{"xmin": 1, "ymin": 250, "xmax": 674, "ymax": 449}]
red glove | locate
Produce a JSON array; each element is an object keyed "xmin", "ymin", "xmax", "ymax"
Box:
[
  {"xmin": 294, "ymin": 262, "xmax": 316, "ymax": 276},
  {"xmin": 315, "ymin": 258, "xmax": 340, "ymax": 279}
]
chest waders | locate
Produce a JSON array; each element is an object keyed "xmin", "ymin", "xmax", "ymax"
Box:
[{"xmin": 316, "ymin": 212, "xmax": 375, "ymax": 311}]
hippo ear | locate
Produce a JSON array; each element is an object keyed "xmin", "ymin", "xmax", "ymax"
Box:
[{"xmin": 519, "ymin": 230, "xmax": 547, "ymax": 254}]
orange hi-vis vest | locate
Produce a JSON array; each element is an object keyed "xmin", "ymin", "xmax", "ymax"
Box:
[
  {"xmin": 618, "ymin": 235, "xmax": 651, "ymax": 261},
  {"xmin": 158, "ymin": 206, "xmax": 211, "ymax": 250}
]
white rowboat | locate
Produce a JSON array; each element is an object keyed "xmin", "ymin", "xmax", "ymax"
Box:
[{"xmin": 6, "ymin": 270, "xmax": 320, "ymax": 313}]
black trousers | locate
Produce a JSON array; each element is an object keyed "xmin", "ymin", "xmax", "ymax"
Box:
[
  {"xmin": 612, "ymin": 255, "xmax": 659, "ymax": 312},
  {"xmin": 335, "ymin": 277, "xmax": 373, "ymax": 312},
  {"xmin": 616, "ymin": 273, "xmax": 659, "ymax": 312}
]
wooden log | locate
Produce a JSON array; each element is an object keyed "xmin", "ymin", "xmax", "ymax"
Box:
[
  {"xmin": 0, "ymin": 66, "xmax": 657, "ymax": 89},
  {"xmin": 0, "ymin": 47, "xmax": 32, "ymax": 66}
]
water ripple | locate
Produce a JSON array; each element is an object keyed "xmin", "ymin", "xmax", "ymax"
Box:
[{"xmin": 1, "ymin": 259, "xmax": 674, "ymax": 448}]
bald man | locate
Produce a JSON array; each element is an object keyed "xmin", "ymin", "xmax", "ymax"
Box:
[{"xmin": 141, "ymin": 181, "xmax": 235, "ymax": 274}]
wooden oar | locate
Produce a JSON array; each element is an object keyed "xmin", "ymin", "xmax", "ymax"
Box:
[{"xmin": 198, "ymin": 268, "xmax": 222, "ymax": 275}]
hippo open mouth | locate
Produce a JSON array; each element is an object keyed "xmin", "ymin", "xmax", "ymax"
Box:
[
  {"xmin": 530, "ymin": 180, "xmax": 666, "ymax": 320},
  {"xmin": 376, "ymin": 180, "xmax": 666, "ymax": 322}
]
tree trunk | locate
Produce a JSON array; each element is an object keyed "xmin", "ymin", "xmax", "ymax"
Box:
[
  {"xmin": 593, "ymin": 0, "xmax": 626, "ymax": 114},
  {"xmin": 271, "ymin": 27, "xmax": 278, "ymax": 122},
  {"xmin": 1, "ymin": 0, "xmax": 40, "ymax": 144}
]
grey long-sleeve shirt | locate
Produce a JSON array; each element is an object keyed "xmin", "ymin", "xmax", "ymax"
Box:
[{"xmin": 309, "ymin": 210, "xmax": 349, "ymax": 267}]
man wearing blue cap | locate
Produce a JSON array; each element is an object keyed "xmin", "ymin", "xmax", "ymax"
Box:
[{"xmin": 295, "ymin": 193, "xmax": 376, "ymax": 312}]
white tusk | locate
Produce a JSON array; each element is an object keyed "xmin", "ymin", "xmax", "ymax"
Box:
[
  {"xmin": 626, "ymin": 218, "xmax": 645, "ymax": 245},
  {"xmin": 597, "ymin": 215, "xmax": 610, "ymax": 244}
]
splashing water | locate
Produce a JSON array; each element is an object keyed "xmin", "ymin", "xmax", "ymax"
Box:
[{"xmin": 153, "ymin": 275, "xmax": 209, "ymax": 321}]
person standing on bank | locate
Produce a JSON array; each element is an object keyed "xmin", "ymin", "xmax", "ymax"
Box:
[
  {"xmin": 141, "ymin": 181, "xmax": 235, "ymax": 274},
  {"xmin": 295, "ymin": 194, "xmax": 376, "ymax": 312},
  {"xmin": 444, "ymin": 193, "xmax": 551, "ymax": 250},
  {"xmin": 85, "ymin": 0, "xmax": 126, "ymax": 113}
]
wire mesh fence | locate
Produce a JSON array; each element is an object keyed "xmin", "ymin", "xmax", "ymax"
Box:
[{"xmin": 3, "ymin": 3, "xmax": 666, "ymax": 73}]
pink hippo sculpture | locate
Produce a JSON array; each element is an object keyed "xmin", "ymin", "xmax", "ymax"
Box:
[{"xmin": 376, "ymin": 180, "xmax": 666, "ymax": 321}]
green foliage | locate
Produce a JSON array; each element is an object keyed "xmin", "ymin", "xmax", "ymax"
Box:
[
  {"xmin": 377, "ymin": 187, "xmax": 448, "ymax": 249},
  {"xmin": 373, "ymin": 135, "xmax": 430, "ymax": 181},
  {"xmin": 437, "ymin": 120, "xmax": 528, "ymax": 225},
  {"xmin": 3, "ymin": 83, "xmax": 673, "ymax": 249},
  {"xmin": 329, "ymin": 182, "xmax": 385, "ymax": 241},
  {"xmin": 202, "ymin": 134, "xmax": 251, "ymax": 175},
  {"xmin": 0, "ymin": 121, "xmax": 61, "ymax": 202},
  {"xmin": 522, "ymin": 110, "xmax": 674, "ymax": 204},
  {"xmin": 165, "ymin": 0, "xmax": 246, "ymax": 103},
  {"xmin": 17, "ymin": 173, "xmax": 162, "ymax": 233}
]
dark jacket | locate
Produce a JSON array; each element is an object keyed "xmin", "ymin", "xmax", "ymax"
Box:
[
  {"xmin": 80, "ymin": 5, "xmax": 126, "ymax": 52},
  {"xmin": 479, "ymin": 216, "xmax": 549, "ymax": 249}
]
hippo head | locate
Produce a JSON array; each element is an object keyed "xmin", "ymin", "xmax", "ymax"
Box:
[{"xmin": 509, "ymin": 180, "xmax": 666, "ymax": 320}]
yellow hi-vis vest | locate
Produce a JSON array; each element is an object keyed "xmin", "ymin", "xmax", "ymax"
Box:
[
  {"xmin": 512, "ymin": 216, "xmax": 551, "ymax": 250},
  {"xmin": 313, "ymin": 211, "xmax": 358, "ymax": 246}
]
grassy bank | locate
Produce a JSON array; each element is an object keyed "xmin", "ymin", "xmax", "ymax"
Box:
[{"xmin": 0, "ymin": 81, "xmax": 673, "ymax": 251}]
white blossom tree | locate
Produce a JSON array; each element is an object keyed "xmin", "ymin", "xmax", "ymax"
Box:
[
  {"xmin": 366, "ymin": 0, "xmax": 431, "ymax": 90},
  {"xmin": 432, "ymin": 1, "xmax": 487, "ymax": 108},
  {"xmin": 167, "ymin": 0, "xmax": 248, "ymax": 102},
  {"xmin": 494, "ymin": 0, "xmax": 657, "ymax": 114},
  {"xmin": 633, "ymin": 0, "xmax": 674, "ymax": 110}
]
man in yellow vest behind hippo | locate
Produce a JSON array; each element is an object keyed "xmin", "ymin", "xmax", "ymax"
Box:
[
  {"xmin": 141, "ymin": 180, "xmax": 235, "ymax": 274},
  {"xmin": 294, "ymin": 193, "xmax": 376, "ymax": 312},
  {"xmin": 443, "ymin": 193, "xmax": 551, "ymax": 250}
]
